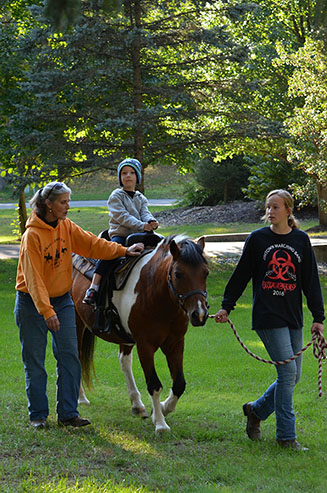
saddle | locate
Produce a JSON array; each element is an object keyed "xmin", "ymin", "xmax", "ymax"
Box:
[{"xmin": 73, "ymin": 231, "xmax": 163, "ymax": 341}]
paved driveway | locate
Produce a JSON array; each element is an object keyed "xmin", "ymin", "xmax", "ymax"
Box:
[
  {"xmin": 1, "ymin": 236, "xmax": 327, "ymax": 261},
  {"xmin": 0, "ymin": 199, "xmax": 177, "ymax": 209},
  {"xmin": 0, "ymin": 240, "xmax": 242, "ymax": 260},
  {"xmin": 0, "ymin": 244, "xmax": 21, "ymax": 259}
]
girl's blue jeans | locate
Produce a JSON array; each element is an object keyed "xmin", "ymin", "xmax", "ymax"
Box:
[
  {"xmin": 14, "ymin": 291, "xmax": 81, "ymax": 422},
  {"xmin": 251, "ymin": 326, "xmax": 303, "ymax": 441}
]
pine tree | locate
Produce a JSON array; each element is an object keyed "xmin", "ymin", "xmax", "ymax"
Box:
[{"xmin": 7, "ymin": 0, "xmax": 259, "ymax": 193}]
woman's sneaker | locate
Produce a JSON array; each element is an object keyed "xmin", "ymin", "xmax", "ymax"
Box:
[
  {"xmin": 82, "ymin": 288, "xmax": 98, "ymax": 306},
  {"xmin": 58, "ymin": 416, "xmax": 91, "ymax": 427}
]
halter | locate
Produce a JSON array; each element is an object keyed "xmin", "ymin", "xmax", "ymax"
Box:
[{"xmin": 168, "ymin": 267, "xmax": 209, "ymax": 313}]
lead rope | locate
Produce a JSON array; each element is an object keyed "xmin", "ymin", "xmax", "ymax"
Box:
[{"xmin": 209, "ymin": 316, "xmax": 327, "ymax": 397}]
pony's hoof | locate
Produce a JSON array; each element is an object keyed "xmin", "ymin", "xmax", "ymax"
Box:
[
  {"xmin": 132, "ymin": 407, "xmax": 149, "ymax": 419},
  {"xmin": 78, "ymin": 397, "xmax": 90, "ymax": 406},
  {"xmin": 155, "ymin": 423, "xmax": 171, "ymax": 433}
]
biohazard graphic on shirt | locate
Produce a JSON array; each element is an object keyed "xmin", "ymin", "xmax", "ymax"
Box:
[{"xmin": 262, "ymin": 248, "xmax": 297, "ymax": 296}]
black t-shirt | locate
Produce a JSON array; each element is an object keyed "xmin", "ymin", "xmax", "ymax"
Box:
[{"xmin": 222, "ymin": 227, "xmax": 325, "ymax": 330}]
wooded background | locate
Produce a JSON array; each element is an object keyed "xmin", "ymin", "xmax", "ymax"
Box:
[{"xmin": 1, "ymin": 0, "xmax": 327, "ymax": 227}]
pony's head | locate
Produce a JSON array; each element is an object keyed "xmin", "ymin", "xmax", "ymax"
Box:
[{"xmin": 167, "ymin": 235, "xmax": 209, "ymax": 326}]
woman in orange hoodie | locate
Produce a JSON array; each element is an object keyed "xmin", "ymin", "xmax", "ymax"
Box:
[{"xmin": 14, "ymin": 181, "xmax": 143, "ymax": 429}]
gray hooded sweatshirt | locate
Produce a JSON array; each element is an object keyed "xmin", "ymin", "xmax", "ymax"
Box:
[{"xmin": 108, "ymin": 188, "xmax": 156, "ymax": 238}]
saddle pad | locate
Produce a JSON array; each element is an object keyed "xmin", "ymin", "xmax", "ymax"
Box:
[
  {"xmin": 114, "ymin": 249, "xmax": 153, "ymax": 290},
  {"xmin": 72, "ymin": 253, "xmax": 96, "ymax": 278}
]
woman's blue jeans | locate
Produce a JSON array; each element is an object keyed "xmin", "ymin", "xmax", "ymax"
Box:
[
  {"xmin": 251, "ymin": 327, "xmax": 303, "ymax": 441},
  {"xmin": 14, "ymin": 291, "xmax": 81, "ymax": 422}
]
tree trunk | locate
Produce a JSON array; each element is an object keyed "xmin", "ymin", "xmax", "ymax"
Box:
[
  {"xmin": 18, "ymin": 189, "xmax": 28, "ymax": 236},
  {"xmin": 317, "ymin": 182, "xmax": 327, "ymax": 226},
  {"xmin": 131, "ymin": 0, "xmax": 145, "ymax": 192}
]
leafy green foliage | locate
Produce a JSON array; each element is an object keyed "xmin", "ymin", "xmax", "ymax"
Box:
[
  {"xmin": 0, "ymin": 0, "xmax": 45, "ymax": 195},
  {"xmin": 282, "ymin": 39, "xmax": 327, "ymax": 183},
  {"xmin": 243, "ymin": 156, "xmax": 310, "ymax": 203},
  {"xmin": 277, "ymin": 38, "xmax": 327, "ymax": 221}
]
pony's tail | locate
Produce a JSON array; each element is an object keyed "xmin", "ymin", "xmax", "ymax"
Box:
[{"xmin": 81, "ymin": 328, "xmax": 97, "ymax": 390}]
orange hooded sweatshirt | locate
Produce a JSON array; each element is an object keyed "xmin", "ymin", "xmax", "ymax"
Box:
[{"xmin": 16, "ymin": 212, "xmax": 127, "ymax": 320}]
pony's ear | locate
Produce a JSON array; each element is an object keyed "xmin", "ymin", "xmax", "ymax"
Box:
[
  {"xmin": 170, "ymin": 240, "xmax": 181, "ymax": 259},
  {"xmin": 197, "ymin": 236, "xmax": 205, "ymax": 252}
]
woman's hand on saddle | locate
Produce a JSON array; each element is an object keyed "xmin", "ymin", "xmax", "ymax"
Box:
[
  {"xmin": 126, "ymin": 242, "xmax": 144, "ymax": 256},
  {"xmin": 213, "ymin": 309, "xmax": 229, "ymax": 324},
  {"xmin": 46, "ymin": 314, "xmax": 60, "ymax": 332},
  {"xmin": 311, "ymin": 322, "xmax": 324, "ymax": 337}
]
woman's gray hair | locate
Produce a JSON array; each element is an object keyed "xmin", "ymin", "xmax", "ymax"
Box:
[{"xmin": 30, "ymin": 182, "xmax": 71, "ymax": 217}]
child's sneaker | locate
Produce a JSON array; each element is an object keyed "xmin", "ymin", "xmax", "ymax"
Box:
[{"xmin": 82, "ymin": 288, "xmax": 98, "ymax": 306}]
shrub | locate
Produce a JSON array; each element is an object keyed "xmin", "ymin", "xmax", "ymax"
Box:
[
  {"xmin": 243, "ymin": 156, "xmax": 312, "ymax": 205},
  {"xmin": 181, "ymin": 155, "xmax": 249, "ymax": 206}
]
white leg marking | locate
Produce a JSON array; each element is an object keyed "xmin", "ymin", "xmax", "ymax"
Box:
[
  {"xmin": 152, "ymin": 389, "xmax": 170, "ymax": 433},
  {"xmin": 118, "ymin": 349, "xmax": 148, "ymax": 418},
  {"xmin": 160, "ymin": 389, "xmax": 179, "ymax": 416},
  {"xmin": 78, "ymin": 382, "xmax": 90, "ymax": 406}
]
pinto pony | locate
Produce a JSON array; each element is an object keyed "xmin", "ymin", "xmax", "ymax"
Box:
[{"xmin": 71, "ymin": 235, "xmax": 209, "ymax": 433}]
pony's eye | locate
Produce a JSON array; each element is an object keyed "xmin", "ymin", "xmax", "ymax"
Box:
[{"xmin": 175, "ymin": 271, "xmax": 183, "ymax": 279}]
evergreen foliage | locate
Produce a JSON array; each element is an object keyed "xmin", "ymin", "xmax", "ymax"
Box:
[
  {"xmin": 243, "ymin": 156, "xmax": 310, "ymax": 202},
  {"xmin": 3, "ymin": 0, "xmax": 276, "ymax": 193},
  {"xmin": 2, "ymin": 0, "xmax": 327, "ymax": 223},
  {"xmin": 182, "ymin": 155, "xmax": 249, "ymax": 205}
]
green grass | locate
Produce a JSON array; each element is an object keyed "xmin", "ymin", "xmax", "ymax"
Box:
[
  {"xmin": 2, "ymin": 258, "xmax": 327, "ymax": 491},
  {"xmin": 0, "ymin": 164, "xmax": 191, "ymax": 203},
  {"xmin": 0, "ymin": 207, "xmax": 322, "ymax": 244},
  {"xmin": 67, "ymin": 164, "xmax": 190, "ymax": 201}
]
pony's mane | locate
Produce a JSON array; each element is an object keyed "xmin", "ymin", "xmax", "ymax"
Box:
[{"xmin": 161, "ymin": 234, "xmax": 207, "ymax": 266}]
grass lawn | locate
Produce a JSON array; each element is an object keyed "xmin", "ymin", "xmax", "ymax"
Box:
[
  {"xmin": 0, "ymin": 207, "xmax": 322, "ymax": 245},
  {"xmin": 0, "ymin": 164, "xmax": 192, "ymax": 203},
  {"xmin": 2, "ymin": 258, "xmax": 327, "ymax": 492}
]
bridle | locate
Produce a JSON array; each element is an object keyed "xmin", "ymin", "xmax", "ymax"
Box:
[{"xmin": 168, "ymin": 266, "xmax": 209, "ymax": 313}]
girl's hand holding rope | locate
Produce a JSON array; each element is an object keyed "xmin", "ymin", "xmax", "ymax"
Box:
[
  {"xmin": 311, "ymin": 322, "xmax": 324, "ymax": 337},
  {"xmin": 213, "ymin": 309, "xmax": 229, "ymax": 324}
]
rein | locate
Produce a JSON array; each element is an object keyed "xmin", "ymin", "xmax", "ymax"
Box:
[
  {"xmin": 209, "ymin": 316, "xmax": 327, "ymax": 397},
  {"xmin": 168, "ymin": 268, "xmax": 209, "ymax": 312}
]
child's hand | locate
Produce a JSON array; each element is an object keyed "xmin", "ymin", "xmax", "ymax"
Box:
[
  {"xmin": 148, "ymin": 220, "xmax": 159, "ymax": 230},
  {"xmin": 126, "ymin": 243, "xmax": 144, "ymax": 256}
]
